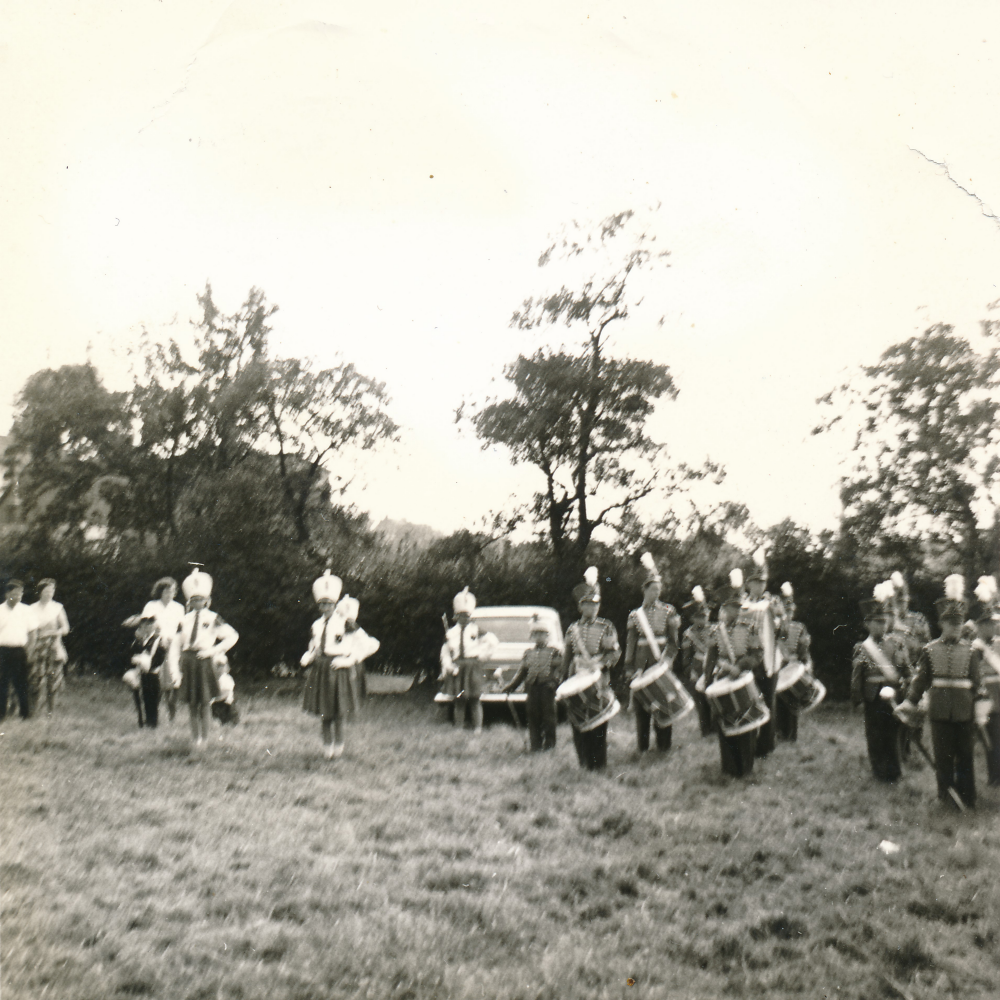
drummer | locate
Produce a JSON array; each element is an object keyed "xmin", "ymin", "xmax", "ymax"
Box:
[
  {"xmin": 702, "ymin": 571, "xmax": 764, "ymax": 777},
  {"xmin": 774, "ymin": 582, "xmax": 813, "ymax": 742},
  {"xmin": 969, "ymin": 576, "xmax": 1000, "ymax": 786},
  {"xmin": 680, "ymin": 586, "xmax": 714, "ymax": 737},
  {"xmin": 741, "ymin": 549, "xmax": 781, "ymax": 759},
  {"xmin": 623, "ymin": 553, "xmax": 681, "ymax": 753},
  {"xmin": 849, "ymin": 583, "xmax": 910, "ymax": 783},
  {"xmin": 561, "ymin": 567, "xmax": 621, "ymax": 771}
]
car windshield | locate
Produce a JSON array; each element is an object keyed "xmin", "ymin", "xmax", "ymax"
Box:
[{"xmin": 474, "ymin": 617, "xmax": 556, "ymax": 643}]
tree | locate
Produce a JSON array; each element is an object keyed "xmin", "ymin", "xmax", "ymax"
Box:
[
  {"xmin": 815, "ymin": 323, "xmax": 1000, "ymax": 579},
  {"xmin": 463, "ymin": 211, "xmax": 706, "ymax": 567}
]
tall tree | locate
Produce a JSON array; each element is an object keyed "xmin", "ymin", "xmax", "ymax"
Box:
[
  {"xmin": 815, "ymin": 323, "xmax": 1000, "ymax": 578},
  {"xmin": 463, "ymin": 210, "xmax": 701, "ymax": 565}
]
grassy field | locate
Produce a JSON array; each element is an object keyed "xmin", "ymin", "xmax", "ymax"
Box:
[{"xmin": 2, "ymin": 678, "xmax": 999, "ymax": 1000}]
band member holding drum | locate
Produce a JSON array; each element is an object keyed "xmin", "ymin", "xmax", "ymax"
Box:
[
  {"xmin": 502, "ymin": 616, "xmax": 561, "ymax": 751},
  {"xmin": 624, "ymin": 553, "xmax": 681, "ymax": 753},
  {"xmin": 851, "ymin": 583, "xmax": 910, "ymax": 783},
  {"xmin": 741, "ymin": 549, "xmax": 781, "ymax": 758},
  {"xmin": 970, "ymin": 576, "xmax": 1000, "ymax": 786},
  {"xmin": 888, "ymin": 570, "xmax": 932, "ymax": 759},
  {"xmin": 897, "ymin": 575, "xmax": 989, "ymax": 810},
  {"xmin": 440, "ymin": 588, "xmax": 498, "ymax": 736},
  {"xmin": 702, "ymin": 574, "xmax": 766, "ymax": 777},
  {"xmin": 680, "ymin": 587, "xmax": 714, "ymax": 737},
  {"xmin": 560, "ymin": 567, "xmax": 621, "ymax": 771},
  {"xmin": 774, "ymin": 582, "xmax": 813, "ymax": 742}
]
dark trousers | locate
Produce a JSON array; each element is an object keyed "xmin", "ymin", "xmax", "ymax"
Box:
[
  {"xmin": 692, "ymin": 689, "xmax": 714, "ymax": 737},
  {"xmin": 754, "ymin": 669, "xmax": 777, "ymax": 757},
  {"xmin": 985, "ymin": 711, "xmax": 1000, "ymax": 786},
  {"xmin": 930, "ymin": 719, "xmax": 976, "ymax": 808},
  {"xmin": 526, "ymin": 684, "xmax": 557, "ymax": 751},
  {"xmin": 717, "ymin": 723, "xmax": 756, "ymax": 777},
  {"xmin": 133, "ymin": 672, "xmax": 161, "ymax": 728},
  {"xmin": 634, "ymin": 700, "xmax": 671, "ymax": 751},
  {"xmin": 775, "ymin": 696, "xmax": 798, "ymax": 741},
  {"xmin": 863, "ymin": 698, "xmax": 901, "ymax": 782},
  {"xmin": 0, "ymin": 647, "xmax": 30, "ymax": 720},
  {"xmin": 572, "ymin": 723, "xmax": 608, "ymax": 770}
]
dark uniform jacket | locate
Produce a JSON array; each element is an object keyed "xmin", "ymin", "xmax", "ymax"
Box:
[
  {"xmin": 850, "ymin": 635, "xmax": 909, "ymax": 705},
  {"xmin": 702, "ymin": 620, "xmax": 763, "ymax": 688},
  {"xmin": 906, "ymin": 637, "xmax": 985, "ymax": 722},
  {"xmin": 778, "ymin": 620, "xmax": 811, "ymax": 665},
  {"xmin": 561, "ymin": 618, "xmax": 620, "ymax": 682},
  {"xmin": 504, "ymin": 646, "xmax": 562, "ymax": 692},
  {"xmin": 624, "ymin": 601, "xmax": 681, "ymax": 676},
  {"xmin": 680, "ymin": 622, "xmax": 712, "ymax": 685}
]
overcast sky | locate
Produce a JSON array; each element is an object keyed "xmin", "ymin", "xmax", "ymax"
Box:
[{"xmin": 4, "ymin": 1, "xmax": 1000, "ymax": 539}]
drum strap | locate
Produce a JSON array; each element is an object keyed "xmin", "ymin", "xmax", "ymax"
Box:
[
  {"xmin": 973, "ymin": 638, "xmax": 1000, "ymax": 678},
  {"xmin": 862, "ymin": 636, "xmax": 899, "ymax": 685},
  {"xmin": 635, "ymin": 607, "xmax": 662, "ymax": 662},
  {"xmin": 717, "ymin": 623, "xmax": 736, "ymax": 666}
]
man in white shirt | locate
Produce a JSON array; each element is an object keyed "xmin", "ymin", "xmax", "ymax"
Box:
[{"xmin": 0, "ymin": 580, "xmax": 38, "ymax": 720}]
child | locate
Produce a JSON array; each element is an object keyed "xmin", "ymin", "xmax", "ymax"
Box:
[
  {"xmin": 701, "ymin": 571, "xmax": 763, "ymax": 778},
  {"xmin": 178, "ymin": 567, "xmax": 239, "ymax": 749},
  {"xmin": 560, "ymin": 567, "xmax": 621, "ymax": 770},
  {"xmin": 897, "ymin": 574, "xmax": 988, "ymax": 809},
  {"xmin": 124, "ymin": 617, "xmax": 165, "ymax": 728},
  {"xmin": 301, "ymin": 570, "xmax": 353, "ymax": 759},
  {"xmin": 850, "ymin": 582, "xmax": 910, "ymax": 783},
  {"xmin": 680, "ymin": 586, "xmax": 714, "ymax": 737},
  {"xmin": 440, "ymin": 587, "xmax": 498, "ymax": 735},
  {"xmin": 774, "ymin": 582, "xmax": 813, "ymax": 742},
  {"xmin": 336, "ymin": 594, "xmax": 381, "ymax": 704},
  {"xmin": 502, "ymin": 616, "xmax": 560, "ymax": 751},
  {"xmin": 210, "ymin": 655, "xmax": 240, "ymax": 727}
]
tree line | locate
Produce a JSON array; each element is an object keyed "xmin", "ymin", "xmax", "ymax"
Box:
[{"xmin": 2, "ymin": 211, "xmax": 998, "ymax": 696}]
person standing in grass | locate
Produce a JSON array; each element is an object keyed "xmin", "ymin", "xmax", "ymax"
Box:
[
  {"xmin": 502, "ymin": 615, "xmax": 561, "ymax": 751},
  {"xmin": 561, "ymin": 567, "xmax": 621, "ymax": 771},
  {"xmin": 898, "ymin": 574, "xmax": 988, "ymax": 810},
  {"xmin": 301, "ymin": 570, "xmax": 354, "ymax": 759},
  {"xmin": 701, "ymin": 572, "xmax": 763, "ymax": 778},
  {"xmin": 623, "ymin": 553, "xmax": 681, "ymax": 753},
  {"xmin": 178, "ymin": 567, "xmax": 238, "ymax": 750},
  {"xmin": 851, "ymin": 583, "xmax": 910, "ymax": 783},
  {"xmin": 969, "ymin": 576, "xmax": 1000, "ymax": 787},
  {"xmin": 140, "ymin": 577, "xmax": 185, "ymax": 723},
  {"xmin": 28, "ymin": 578, "xmax": 70, "ymax": 716},
  {"xmin": 439, "ymin": 588, "xmax": 498, "ymax": 736},
  {"xmin": 336, "ymin": 594, "xmax": 381, "ymax": 705},
  {"xmin": 774, "ymin": 582, "xmax": 813, "ymax": 743},
  {"xmin": 0, "ymin": 580, "xmax": 37, "ymax": 721},
  {"xmin": 680, "ymin": 586, "xmax": 714, "ymax": 738},
  {"xmin": 741, "ymin": 549, "xmax": 781, "ymax": 759},
  {"xmin": 125, "ymin": 616, "xmax": 166, "ymax": 728}
]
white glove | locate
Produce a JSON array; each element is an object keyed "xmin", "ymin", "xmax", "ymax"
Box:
[
  {"xmin": 879, "ymin": 686, "xmax": 895, "ymax": 701},
  {"xmin": 300, "ymin": 650, "xmax": 313, "ymax": 667},
  {"xmin": 975, "ymin": 699, "xmax": 992, "ymax": 727},
  {"xmin": 132, "ymin": 652, "xmax": 152, "ymax": 673}
]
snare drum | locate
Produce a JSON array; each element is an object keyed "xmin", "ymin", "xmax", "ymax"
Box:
[
  {"xmin": 775, "ymin": 661, "xmax": 826, "ymax": 715},
  {"xmin": 630, "ymin": 661, "xmax": 694, "ymax": 727},
  {"xmin": 705, "ymin": 672, "xmax": 770, "ymax": 736},
  {"xmin": 555, "ymin": 670, "xmax": 620, "ymax": 732}
]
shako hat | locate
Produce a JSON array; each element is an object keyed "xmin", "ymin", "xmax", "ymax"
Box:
[
  {"xmin": 972, "ymin": 576, "xmax": 1000, "ymax": 622},
  {"xmin": 182, "ymin": 566, "xmax": 213, "ymax": 600},
  {"xmin": 312, "ymin": 569, "xmax": 343, "ymax": 604},
  {"xmin": 453, "ymin": 587, "xmax": 476, "ymax": 615},
  {"xmin": 747, "ymin": 547, "xmax": 768, "ymax": 584},
  {"xmin": 683, "ymin": 584, "xmax": 710, "ymax": 613},
  {"xmin": 720, "ymin": 569, "xmax": 744, "ymax": 609},
  {"xmin": 640, "ymin": 552, "xmax": 661, "ymax": 587},
  {"xmin": 860, "ymin": 580, "xmax": 894, "ymax": 620},
  {"xmin": 934, "ymin": 574, "xmax": 967, "ymax": 623},
  {"xmin": 529, "ymin": 614, "xmax": 550, "ymax": 636},
  {"xmin": 572, "ymin": 566, "xmax": 601, "ymax": 604}
]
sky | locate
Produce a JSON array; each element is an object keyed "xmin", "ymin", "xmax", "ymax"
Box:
[{"xmin": 4, "ymin": 1, "xmax": 1000, "ymax": 539}]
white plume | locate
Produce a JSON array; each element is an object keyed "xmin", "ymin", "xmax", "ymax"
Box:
[
  {"xmin": 781, "ymin": 582, "xmax": 793, "ymax": 598},
  {"xmin": 890, "ymin": 571, "xmax": 905, "ymax": 591},
  {"xmin": 752, "ymin": 547, "xmax": 767, "ymax": 567},
  {"xmin": 873, "ymin": 581, "xmax": 895, "ymax": 604},
  {"xmin": 944, "ymin": 574, "xmax": 965, "ymax": 600},
  {"xmin": 975, "ymin": 575, "xmax": 998, "ymax": 604},
  {"xmin": 729, "ymin": 568, "xmax": 744, "ymax": 589},
  {"xmin": 640, "ymin": 552, "xmax": 656, "ymax": 571},
  {"xmin": 692, "ymin": 585, "xmax": 705, "ymax": 604},
  {"xmin": 584, "ymin": 566, "xmax": 599, "ymax": 587}
]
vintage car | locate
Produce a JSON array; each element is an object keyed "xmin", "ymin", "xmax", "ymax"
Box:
[{"xmin": 434, "ymin": 605, "xmax": 565, "ymax": 712}]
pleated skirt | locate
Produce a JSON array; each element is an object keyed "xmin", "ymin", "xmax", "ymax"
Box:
[
  {"xmin": 302, "ymin": 656, "xmax": 359, "ymax": 721},
  {"xmin": 179, "ymin": 650, "xmax": 221, "ymax": 708}
]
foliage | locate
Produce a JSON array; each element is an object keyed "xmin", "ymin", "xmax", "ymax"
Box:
[{"xmin": 815, "ymin": 324, "xmax": 1000, "ymax": 579}]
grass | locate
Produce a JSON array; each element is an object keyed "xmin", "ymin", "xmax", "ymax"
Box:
[{"xmin": 2, "ymin": 679, "xmax": 999, "ymax": 1000}]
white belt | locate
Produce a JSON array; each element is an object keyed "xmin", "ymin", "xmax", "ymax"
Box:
[
  {"xmin": 932, "ymin": 678, "xmax": 972, "ymax": 689},
  {"xmin": 983, "ymin": 675, "xmax": 1000, "ymax": 685},
  {"xmin": 637, "ymin": 637, "xmax": 666, "ymax": 645}
]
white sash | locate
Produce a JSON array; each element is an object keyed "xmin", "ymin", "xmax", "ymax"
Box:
[
  {"xmin": 862, "ymin": 636, "xmax": 900, "ymax": 685},
  {"xmin": 635, "ymin": 607, "xmax": 662, "ymax": 662}
]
